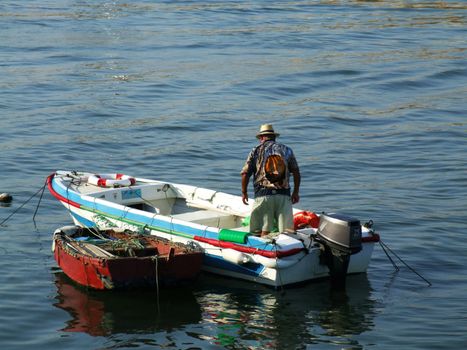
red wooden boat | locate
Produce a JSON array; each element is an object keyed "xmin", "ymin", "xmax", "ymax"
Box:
[{"xmin": 52, "ymin": 226, "xmax": 204, "ymax": 290}]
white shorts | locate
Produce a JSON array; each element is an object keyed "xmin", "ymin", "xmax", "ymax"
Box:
[{"xmin": 249, "ymin": 195, "xmax": 294, "ymax": 233}]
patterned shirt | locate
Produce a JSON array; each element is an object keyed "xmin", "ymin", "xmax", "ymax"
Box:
[{"xmin": 241, "ymin": 140, "xmax": 299, "ymax": 196}]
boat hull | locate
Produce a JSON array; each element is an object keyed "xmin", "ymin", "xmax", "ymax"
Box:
[
  {"xmin": 53, "ymin": 227, "xmax": 203, "ymax": 290},
  {"xmin": 48, "ymin": 171, "xmax": 380, "ymax": 288}
]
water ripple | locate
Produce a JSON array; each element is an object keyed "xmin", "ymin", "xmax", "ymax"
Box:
[{"xmin": 1, "ymin": 1, "xmax": 466, "ymax": 349}]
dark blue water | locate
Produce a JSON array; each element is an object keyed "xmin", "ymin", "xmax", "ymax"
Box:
[{"xmin": 1, "ymin": 1, "xmax": 466, "ymax": 349}]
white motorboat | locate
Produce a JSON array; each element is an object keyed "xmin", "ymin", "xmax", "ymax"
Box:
[{"xmin": 47, "ymin": 170, "xmax": 380, "ymax": 288}]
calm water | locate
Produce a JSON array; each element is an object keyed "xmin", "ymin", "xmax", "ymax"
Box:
[{"xmin": 1, "ymin": 1, "xmax": 466, "ymax": 349}]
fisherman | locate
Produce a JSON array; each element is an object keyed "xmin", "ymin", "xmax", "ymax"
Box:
[{"xmin": 241, "ymin": 124, "xmax": 301, "ymax": 237}]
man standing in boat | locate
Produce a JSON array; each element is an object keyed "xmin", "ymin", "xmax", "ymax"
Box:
[{"xmin": 241, "ymin": 124, "xmax": 301, "ymax": 237}]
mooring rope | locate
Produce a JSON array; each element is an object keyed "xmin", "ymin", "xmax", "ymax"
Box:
[
  {"xmin": 0, "ymin": 182, "xmax": 47, "ymax": 227},
  {"xmin": 380, "ymin": 239, "xmax": 431, "ymax": 286},
  {"xmin": 153, "ymin": 255, "xmax": 160, "ymax": 313},
  {"xmin": 379, "ymin": 240, "xmax": 399, "ymax": 271},
  {"xmin": 272, "ymin": 241, "xmax": 286, "ymax": 295},
  {"xmin": 32, "ymin": 180, "xmax": 47, "ymax": 223}
]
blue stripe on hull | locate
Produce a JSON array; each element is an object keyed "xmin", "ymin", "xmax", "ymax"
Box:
[
  {"xmin": 68, "ymin": 208, "xmax": 266, "ymax": 278},
  {"xmin": 70, "ymin": 211, "xmax": 97, "ymax": 227},
  {"xmin": 53, "ymin": 178, "xmax": 277, "ymax": 251},
  {"xmin": 203, "ymin": 254, "xmax": 264, "ymax": 277}
]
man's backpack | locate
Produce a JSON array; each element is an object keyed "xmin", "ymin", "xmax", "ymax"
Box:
[{"xmin": 264, "ymin": 154, "xmax": 286, "ymax": 184}]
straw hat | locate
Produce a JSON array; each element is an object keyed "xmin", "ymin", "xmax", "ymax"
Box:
[{"xmin": 256, "ymin": 124, "xmax": 280, "ymax": 138}]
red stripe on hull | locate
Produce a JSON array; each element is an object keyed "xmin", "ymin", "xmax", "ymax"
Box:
[
  {"xmin": 362, "ymin": 233, "xmax": 380, "ymax": 243},
  {"xmin": 194, "ymin": 236, "xmax": 305, "ymax": 259},
  {"xmin": 194, "ymin": 233, "xmax": 379, "ymax": 260},
  {"xmin": 46, "ymin": 173, "xmax": 81, "ymax": 208}
]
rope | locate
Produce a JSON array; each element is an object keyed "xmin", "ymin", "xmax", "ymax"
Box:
[
  {"xmin": 380, "ymin": 239, "xmax": 431, "ymax": 286},
  {"xmin": 32, "ymin": 180, "xmax": 47, "ymax": 223},
  {"xmin": 65, "ymin": 175, "xmax": 75, "ymax": 219},
  {"xmin": 272, "ymin": 241, "xmax": 286, "ymax": 295},
  {"xmin": 153, "ymin": 255, "xmax": 160, "ymax": 313},
  {"xmin": 379, "ymin": 241, "xmax": 399, "ymax": 271},
  {"xmin": 0, "ymin": 183, "xmax": 47, "ymax": 226},
  {"xmin": 88, "ymin": 226, "xmax": 112, "ymax": 241}
]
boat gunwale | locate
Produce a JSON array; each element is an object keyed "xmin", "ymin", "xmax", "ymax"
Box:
[{"xmin": 54, "ymin": 231, "xmax": 202, "ymax": 261}]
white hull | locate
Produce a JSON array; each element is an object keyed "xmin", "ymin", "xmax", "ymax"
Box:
[{"xmin": 48, "ymin": 171, "xmax": 379, "ymax": 288}]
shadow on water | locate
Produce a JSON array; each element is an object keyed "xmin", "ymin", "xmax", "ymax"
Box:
[{"xmin": 53, "ymin": 272, "xmax": 202, "ymax": 336}]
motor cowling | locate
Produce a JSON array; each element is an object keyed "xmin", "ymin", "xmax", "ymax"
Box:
[
  {"xmin": 317, "ymin": 213, "xmax": 362, "ymax": 290},
  {"xmin": 318, "ymin": 213, "xmax": 362, "ymax": 254}
]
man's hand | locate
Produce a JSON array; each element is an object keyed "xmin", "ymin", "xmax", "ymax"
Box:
[
  {"xmin": 241, "ymin": 173, "xmax": 250, "ymax": 205},
  {"xmin": 291, "ymin": 190, "xmax": 300, "ymax": 204},
  {"xmin": 291, "ymin": 169, "xmax": 301, "ymax": 205},
  {"xmin": 242, "ymin": 192, "xmax": 249, "ymax": 205}
]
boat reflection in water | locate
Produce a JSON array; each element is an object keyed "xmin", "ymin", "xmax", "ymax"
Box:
[
  {"xmin": 194, "ymin": 273, "xmax": 377, "ymax": 349},
  {"xmin": 54, "ymin": 271, "xmax": 376, "ymax": 348},
  {"xmin": 53, "ymin": 272, "xmax": 202, "ymax": 336}
]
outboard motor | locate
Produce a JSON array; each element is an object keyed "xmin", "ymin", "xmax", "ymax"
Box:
[{"xmin": 317, "ymin": 213, "xmax": 362, "ymax": 290}]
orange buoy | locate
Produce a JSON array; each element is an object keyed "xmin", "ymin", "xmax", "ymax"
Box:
[{"xmin": 293, "ymin": 211, "xmax": 320, "ymax": 230}]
